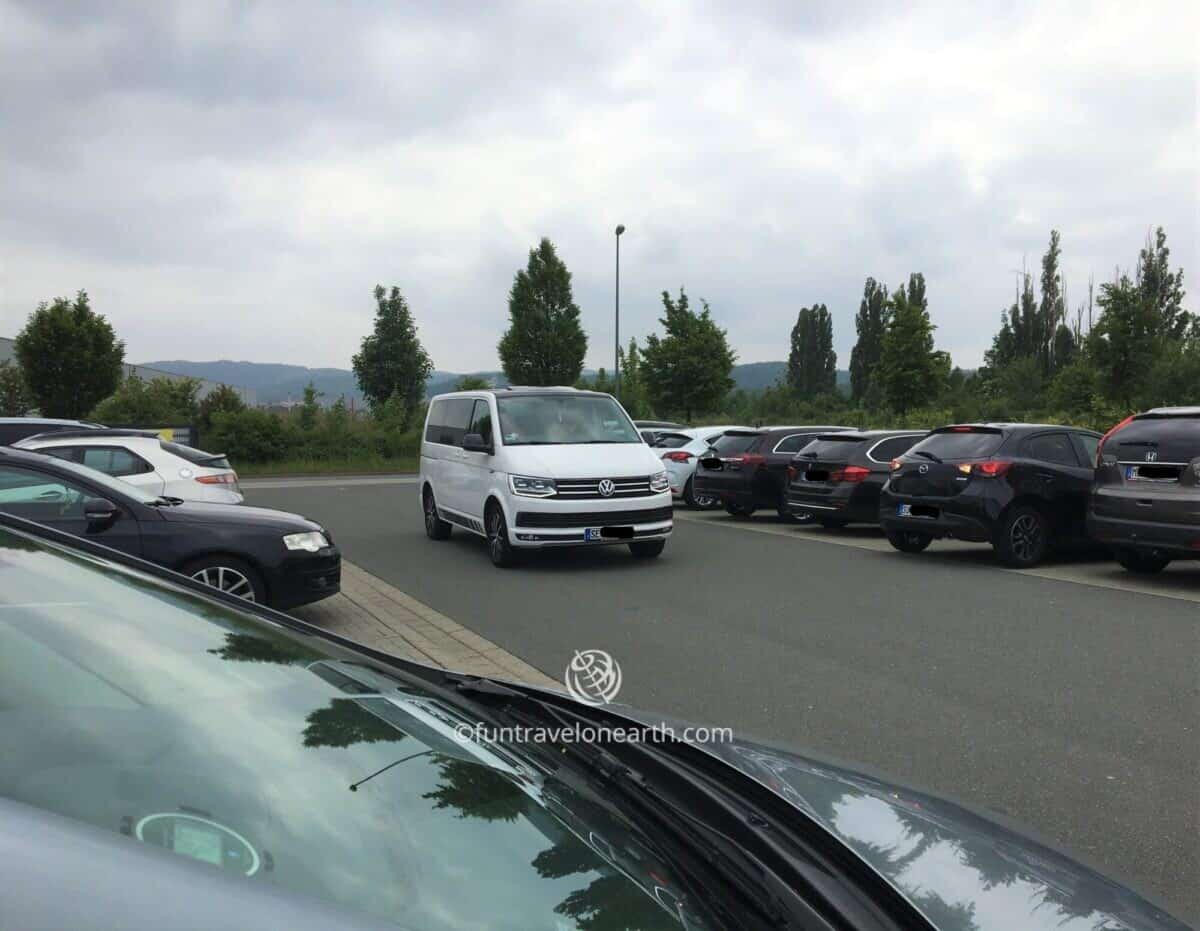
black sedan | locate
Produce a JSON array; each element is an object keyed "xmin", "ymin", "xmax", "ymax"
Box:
[
  {"xmin": 694, "ymin": 425, "xmax": 856, "ymax": 518},
  {"xmin": 0, "ymin": 513, "xmax": 1187, "ymax": 931},
  {"xmin": 785, "ymin": 430, "xmax": 927, "ymax": 527},
  {"xmin": 879, "ymin": 423, "xmax": 1102, "ymax": 567},
  {"xmin": 0, "ymin": 446, "xmax": 339, "ymax": 608}
]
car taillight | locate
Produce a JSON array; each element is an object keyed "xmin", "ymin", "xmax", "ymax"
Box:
[
  {"xmin": 196, "ymin": 472, "xmax": 238, "ymax": 485},
  {"xmin": 661, "ymin": 451, "xmax": 694, "ymax": 462},
  {"xmin": 1096, "ymin": 414, "xmax": 1135, "ymax": 466},
  {"xmin": 830, "ymin": 465, "xmax": 870, "ymax": 483},
  {"xmin": 958, "ymin": 460, "xmax": 1011, "ymax": 477}
]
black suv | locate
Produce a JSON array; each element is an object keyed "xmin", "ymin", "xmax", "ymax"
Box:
[
  {"xmin": 785, "ymin": 430, "xmax": 927, "ymax": 527},
  {"xmin": 1088, "ymin": 406, "xmax": 1200, "ymax": 573},
  {"xmin": 879, "ymin": 423, "xmax": 1102, "ymax": 567},
  {"xmin": 694, "ymin": 425, "xmax": 856, "ymax": 518}
]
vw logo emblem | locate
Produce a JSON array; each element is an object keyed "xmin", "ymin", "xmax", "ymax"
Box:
[
  {"xmin": 597, "ymin": 479, "xmax": 616, "ymax": 497},
  {"xmin": 919, "ymin": 464, "xmax": 929, "ymax": 474},
  {"xmin": 1145, "ymin": 451, "xmax": 1157, "ymax": 462}
]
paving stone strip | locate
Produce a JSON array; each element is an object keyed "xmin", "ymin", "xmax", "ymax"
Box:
[{"xmin": 291, "ymin": 561, "xmax": 563, "ymax": 691}]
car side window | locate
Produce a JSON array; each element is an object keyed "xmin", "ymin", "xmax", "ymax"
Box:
[
  {"xmin": 1027, "ymin": 433, "xmax": 1081, "ymax": 467},
  {"xmin": 1073, "ymin": 433, "xmax": 1100, "ymax": 466},
  {"xmin": 0, "ymin": 465, "xmax": 88, "ymax": 519},
  {"xmin": 773, "ymin": 434, "xmax": 815, "ymax": 454},
  {"xmin": 468, "ymin": 399, "xmax": 493, "ymax": 445},
  {"xmin": 40, "ymin": 446, "xmax": 85, "ymax": 464},
  {"xmin": 79, "ymin": 446, "xmax": 154, "ymax": 477},
  {"xmin": 870, "ymin": 435, "xmax": 922, "ymax": 462}
]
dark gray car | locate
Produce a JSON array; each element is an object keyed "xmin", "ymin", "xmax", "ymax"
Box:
[
  {"xmin": 1088, "ymin": 406, "xmax": 1200, "ymax": 572},
  {"xmin": 0, "ymin": 513, "xmax": 1187, "ymax": 930}
]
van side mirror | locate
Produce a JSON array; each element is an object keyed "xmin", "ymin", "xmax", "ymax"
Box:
[
  {"xmin": 83, "ymin": 497, "xmax": 119, "ymax": 527},
  {"xmin": 462, "ymin": 433, "xmax": 493, "ymax": 454}
]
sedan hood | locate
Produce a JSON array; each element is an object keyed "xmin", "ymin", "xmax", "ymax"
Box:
[
  {"xmin": 606, "ymin": 707, "xmax": 1183, "ymax": 931},
  {"xmin": 156, "ymin": 501, "xmax": 322, "ymax": 532},
  {"xmin": 501, "ymin": 443, "xmax": 664, "ymax": 479}
]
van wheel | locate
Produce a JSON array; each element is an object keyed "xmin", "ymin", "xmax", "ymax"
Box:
[
  {"xmin": 184, "ymin": 555, "xmax": 267, "ymax": 603},
  {"xmin": 629, "ymin": 540, "xmax": 666, "ymax": 559},
  {"xmin": 1114, "ymin": 548, "xmax": 1171, "ymax": 574},
  {"xmin": 423, "ymin": 488, "xmax": 452, "ymax": 540},
  {"xmin": 994, "ymin": 505, "xmax": 1050, "ymax": 568},
  {"xmin": 485, "ymin": 504, "xmax": 519, "ymax": 568},
  {"xmin": 885, "ymin": 529, "xmax": 932, "ymax": 553}
]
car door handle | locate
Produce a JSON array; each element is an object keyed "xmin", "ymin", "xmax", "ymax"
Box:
[
  {"xmin": 1135, "ymin": 499, "xmax": 1153, "ymax": 508},
  {"xmin": 1037, "ymin": 472, "xmax": 1057, "ymax": 480}
]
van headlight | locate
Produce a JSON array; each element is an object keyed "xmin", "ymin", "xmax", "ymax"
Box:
[
  {"xmin": 509, "ymin": 475, "xmax": 557, "ymax": 497},
  {"xmin": 283, "ymin": 531, "xmax": 330, "ymax": 552},
  {"xmin": 649, "ymin": 471, "xmax": 670, "ymax": 493}
]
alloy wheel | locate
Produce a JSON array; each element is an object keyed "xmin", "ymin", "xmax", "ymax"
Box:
[
  {"xmin": 191, "ymin": 565, "xmax": 257, "ymax": 601},
  {"xmin": 424, "ymin": 495, "xmax": 438, "ymax": 534},
  {"xmin": 1009, "ymin": 513, "xmax": 1043, "ymax": 564},
  {"xmin": 488, "ymin": 511, "xmax": 505, "ymax": 562}
]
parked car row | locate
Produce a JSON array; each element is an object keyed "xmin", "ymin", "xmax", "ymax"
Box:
[{"xmin": 695, "ymin": 410, "xmax": 1199, "ymax": 574}]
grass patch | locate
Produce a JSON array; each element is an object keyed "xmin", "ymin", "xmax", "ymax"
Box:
[{"xmin": 236, "ymin": 455, "xmax": 418, "ymax": 477}]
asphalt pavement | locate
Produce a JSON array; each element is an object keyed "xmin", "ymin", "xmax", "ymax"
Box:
[{"xmin": 245, "ymin": 476, "xmax": 1199, "ymax": 923}]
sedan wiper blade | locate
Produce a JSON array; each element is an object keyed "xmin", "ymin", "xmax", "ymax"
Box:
[{"xmin": 912, "ymin": 450, "xmax": 942, "ymax": 463}]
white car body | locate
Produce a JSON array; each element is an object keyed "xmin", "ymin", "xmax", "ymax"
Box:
[
  {"xmin": 419, "ymin": 388, "xmax": 673, "ymax": 559},
  {"xmin": 16, "ymin": 431, "xmax": 243, "ymax": 504},
  {"xmin": 653, "ymin": 425, "xmax": 753, "ymax": 505}
]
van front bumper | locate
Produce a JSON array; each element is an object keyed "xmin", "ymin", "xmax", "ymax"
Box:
[{"xmin": 508, "ymin": 497, "xmax": 673, "ymax": 547}]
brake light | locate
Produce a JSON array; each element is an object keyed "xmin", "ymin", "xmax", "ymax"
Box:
[
  {"xmin": 661, "ymin": 451, "xmax": 693, "ymax": 462},
  {"xmin": 739, "ymin": 454, "xmax": 765, "ymax": 466},
  {"xmin": 830, "ymin": 465, "xmax": 870, "ymax": 483},
  {"xmin": 196, "ymin": 472, "xmax": 238, "ymax": 485},
  {"xmin": 949, "ymin": 425, "xmax": 974, "ymax": 432},
  {"xmin": 1096, "ymin": 414, "xmax": 1135, "ymax": 466}
]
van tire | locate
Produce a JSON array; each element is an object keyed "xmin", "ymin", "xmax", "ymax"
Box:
[
  {"xmin": 485, "ymin": 503, "xmax": 519, "ymax": 568},
  {"xmin": 423, "ymin": 488, "xmax": 452, "ymax": 540}
]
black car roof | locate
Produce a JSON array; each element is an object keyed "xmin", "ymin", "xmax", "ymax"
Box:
[
  {"xmin": 934, "ymin": 422, "xmax": 1100, "ymax": 435},
  {"xmin": 812, "ymin": 429, "xmax": 926, "ymax": 440},
  {"xmin": 1138, "ymin": 406, "xmax": 1200, "ymax": 418}
]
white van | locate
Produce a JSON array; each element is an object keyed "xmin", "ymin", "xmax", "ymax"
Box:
[{"xmin": 419, "ymin": 388, "xmax": 673, "ymax": 566}]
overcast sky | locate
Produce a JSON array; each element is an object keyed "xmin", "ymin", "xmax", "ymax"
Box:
[{"xmin": 1, "ymin": 0, "xmax": 1196, "ymax": 374}]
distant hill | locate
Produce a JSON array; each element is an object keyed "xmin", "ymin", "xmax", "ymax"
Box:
[{"xmin": 140, "ymin": 359, "xmax": 851, "ymax": 405}]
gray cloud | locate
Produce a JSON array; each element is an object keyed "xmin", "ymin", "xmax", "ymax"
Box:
[{"xmin": 1, "ymin": 0, "xmax": 1195, "ymax": 374}]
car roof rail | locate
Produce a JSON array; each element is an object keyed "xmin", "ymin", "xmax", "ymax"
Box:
[{"xmin": 20, "ymin": 428, "xmax": 160, "ymax": 443}]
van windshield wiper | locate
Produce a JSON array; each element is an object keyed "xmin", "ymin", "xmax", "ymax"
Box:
[{"xmin": 912, "ymin": 450, "xmax": 942, "ymax": 463}]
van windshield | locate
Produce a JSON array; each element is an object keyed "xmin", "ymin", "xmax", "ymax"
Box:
[{"xmin": 496, "ymin": 395, "xmax": 640, "ymax": 446}]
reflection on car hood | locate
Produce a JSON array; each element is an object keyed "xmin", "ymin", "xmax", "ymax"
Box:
[
  {"xmin": 157, "ymin": 501, "xmax": 321, "ymax": 531},
  {"xmin": 695, "ymin": 735, "xmax": 1185, "ymax": 931},
  {"xmin": 502, "ymin": 443, "xmax": 664, "ymax": 479}
]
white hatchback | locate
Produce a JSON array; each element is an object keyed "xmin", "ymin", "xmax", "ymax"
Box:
[
  {"xmin": 419, "ymin": 388, "xmax": 673, "ymax": 566},
  {"xmin": 651, "ymin": 425, "xmax": 753, "ymax": 507},
  {"xmin": 16, "ymin": 430, "xmax": 243, "ymax": 504}
]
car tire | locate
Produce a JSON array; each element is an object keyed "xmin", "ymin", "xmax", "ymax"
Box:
[
  {"xmin": 683, "ymin": 476, "xmax": 715, "ymax": 509},
  {"xmin": 994, "ymin": 504, "xmax": 1050, "ymax": 568},
  {"xmin": 423, "ymin": 488, "xmax": 452, "ymax": 540},
  {"xmin": 485, "ymin": 503, "xmax": 519, "ymax": 568},
  {"xmin": 819, "ymin": 518, "xmax": 849, "ymax": 529},
  {"xmin": 885, "ymin": 529, "xmax": 933, "ymax": 553},
  {"xmin": 629, "ymin": 539, "xmax": 666, "ymax": 559},
  {"xmin": 184, "ymin": 555, "xmax": 267, "ymax": 603},
  {"xmin": 1114, "ymin": 548, "xmax": 1172, "ymax": 574}
]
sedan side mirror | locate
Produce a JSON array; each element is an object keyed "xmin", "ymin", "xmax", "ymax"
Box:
[
  {"xmin": 462, "ymin": 433, "xmax": 493, "ymax": 454},
  {"xmin": 83, "ymin": 497, "xmax": 119, "ymax": 527}
]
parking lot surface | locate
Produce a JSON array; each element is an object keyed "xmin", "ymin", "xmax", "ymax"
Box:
[{"xmin": 245, "ymin": 475, "xmax": 1199, "ymax": 922}]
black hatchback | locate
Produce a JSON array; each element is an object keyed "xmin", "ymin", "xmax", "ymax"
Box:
[
  {"xmin": 0, "ymin": 446, "xmax": 339, "ymax": 608},
  {"xmin": 879, "ymin": 423, "xmax": 1102, "ymax": 567},
  {"xmin": 785, "ymin": 430, "xmax": 927, "ymax": 527},
  {"xmin": 694, "ymin": 425, "xmax": 856, "ymax": 518},
  {"xmin": 1088, "ymin": 406, "xmax": 1200, "ymax": 573}
]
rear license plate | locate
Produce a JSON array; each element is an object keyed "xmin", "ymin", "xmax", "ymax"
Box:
[{"xmin": 1125, "ymin": 466, "xmax": 1136, "ymax": 481}]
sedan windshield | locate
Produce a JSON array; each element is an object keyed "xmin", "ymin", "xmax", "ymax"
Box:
[{"xmin": 497, "ymin": 395, "xmax": 640, "ymax": 446}]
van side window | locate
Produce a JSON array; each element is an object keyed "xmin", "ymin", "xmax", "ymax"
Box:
[
  {"xmin": 468, "ymin": 400, "xmax": 493, "ymax": 445},
  {"xmin": 424, "ymin": 400, "xmax": 448, "ymax": 443},
  {"xmin": 434, "ymin": 398, "xmax": 475, "ymax": 447}
]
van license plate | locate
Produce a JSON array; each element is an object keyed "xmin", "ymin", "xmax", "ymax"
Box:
[{"xmin": 584, "ymin": 527, "xmax": 603, "ymax": 541}]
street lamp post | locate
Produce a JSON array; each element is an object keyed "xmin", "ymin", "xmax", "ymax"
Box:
[{"xmin": 614, "ymin": 224, "xmax": 625, "ymax": 398}]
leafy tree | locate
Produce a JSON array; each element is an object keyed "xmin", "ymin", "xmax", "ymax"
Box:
[
  {"xmin": 878, "ymin": 274, "xmax": 946, "ymax": 414},
  {"xmin": 454, "ymin": 374, "xmax": 492, "ymax": 391},
  {"xmin": 1038, "ymin": 230, "xmax": 1065, "ymax": 372},
  {"xmin": 786, "ymin": 303, "xmax": 837, "ymax": 397},
  {"xmin": 352, "ymin": 285, "xmax": 434, "ymax": 429},
  {"xmin": 497, "ymin": 238, "xmax": 588, "ymax": 385},
  {"xmin": 1137, "ymin": 226, "xmax": 1189, "ymax": 339},
  {"xmin": 14, "ymin": 290, "xmax": 125, "ymax": 418},
  {"xmin": 642, "ymin": 288, "xmax": 736, "ymax": 421},
  {"xmin": 616, "ymin": 338, "xmax": 650, "ymax": 418},
  {"xmin": 298, "ymin": 381, "xmax": 322, "ymax": 431},
  {"xmin": 1088, "ymin": 272, "xmax": 1168, "ymax": 407},
  {"xmin": 849, "ymin": 278, "xmax": 888, "ymax": 406},
  {"xmin": 303, "ymin": 698, "xmax": 405, "ymax": 749},
  {"xmin": 422, "ymin": 755, "xmax": 526, "ymax": 823},
  {"xmin": 197, "ymin": 384, "xmax": 246, "ymax": 434},
  {"xmin": 207, "ymin": 632, "xmax": 321, "ymax": 665},
  {"xmin": 207, "ymin": 409, "xmax": 294, "ymax": 462},
  {"xmin": 0, "ymin": 360, "xmax": 34, "ymax": 416},
  {"xmin": 91, "ymin": 375, "xmax": 200, "ymax": 424}
]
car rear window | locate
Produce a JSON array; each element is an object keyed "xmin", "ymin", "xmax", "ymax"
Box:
[
  {"xmin": 1116, "ymin": 416, "xmax": 1200, "ymax": 462},
  {"xmin": 160, "ymin": 440, "xmax": 231, "ymax": 469},
  {"xmin": 651, "ymin": 432, "xmax": 692, "ymax": 449},
  {"xmin": 710, "ymin": 432, "xmax": 761, "ymax": 454},
  {"xmin": 909, "ymin": 428, "xmax": 1004, "ymax": 460}
]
